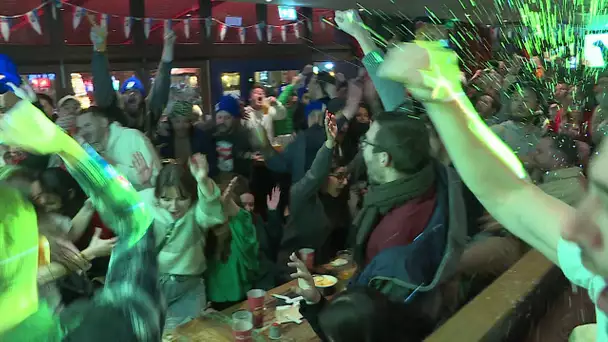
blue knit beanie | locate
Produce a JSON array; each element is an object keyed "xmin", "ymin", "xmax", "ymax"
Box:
[
  {"xmin": 0, "ymin": 54, "xmax": 22, "ymax": 94},
  {"xmin": 119, "ymin": 76, "xmax": 146, "ymax": 96},
  {"xmin": 215, "ymin": 95, "xmax": 241, "ymax": 117}
]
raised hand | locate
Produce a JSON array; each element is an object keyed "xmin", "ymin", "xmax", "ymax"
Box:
[
  {"xmin": 334, "ymin": 10, "xmax": 365, "ymax": 38},
  {"xmin": 162, "ymin": 30, "xmax": 177, "ymax": 62},
  {"xmin": 325, "ymin": 112, "xmax": 337, "ymax": 143},
  {"xmin": 221, "ymin": 176, "xmax": 241, "ymax": 218},
  {"xmin": 164, "ymin": 30, "xmax": 177, "ymax": 46},
  {"xmin": 266, "ymin": 186, "xmax": 281, "ymax": 211},
  {"xmin": 88, "ymin": 14, "xmax": 107, "ymax": 52},
  {"xmin": 55, "ymin": 115, "xmax": 76, "ymax": 133},
  {"xmin": 132, "ymin": 151, "xmax": 152, "ymax": 186},
  {"xmin": 288, "ymin": 252, "xmax": 322, "ymax": 304},
  {"xmin": 84, "ymin": 228, "xmax": 118, "ymax": 259},
  {"xmin": 377, "ymin": 41, "xmax": 463, "ymax": 103},
  {"xmin": 0, "ymin": 88, "xmax": 69, "ymax": 155},
  {"xmin": 5, "ymin": 82, "xmax": 34, "ymax": 103},
  {"xmin": 188, "ymin": 153, "xmax": 209, "ymax": 182}
]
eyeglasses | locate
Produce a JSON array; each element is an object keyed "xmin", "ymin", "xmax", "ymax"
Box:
[
  {"xmin": 329, "ymin": 172, "xmax": 349, "ymax": 182},
  {"xmin": 359, "ymin": 136, "xmax": 382, "ymax": 150}
]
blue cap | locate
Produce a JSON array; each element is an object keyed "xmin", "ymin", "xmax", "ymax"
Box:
[
  {"xmin": 304, "ymin": 100, "xmax": 326, "ymax": 118},
  {"xmin": 119, "ymin": 76, "xmax": 146, "ymax": 96},
  {"xmin": 215, "ymin": 95, "xmax": 241, "ymax": 117},
  {"xmin": 0, "ymin": 54, "xmax": 22, "ymax": 94}
]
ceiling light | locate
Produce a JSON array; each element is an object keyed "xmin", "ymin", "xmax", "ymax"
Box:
[{"xmin": 266, "ymin": 0, "xmax": 272, "ymax": 2}]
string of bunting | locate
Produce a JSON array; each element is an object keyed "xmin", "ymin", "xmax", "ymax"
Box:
[{"xmin": 0, "ymin": 0, "xmax": 334, "ymax": 43}]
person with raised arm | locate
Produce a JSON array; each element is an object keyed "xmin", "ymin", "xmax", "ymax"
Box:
[
  {"xmin": 89, "ymin": 15, "xmax": 174, "ymax": 134},
  {"xmin": 0, "ymin": 86, "xmax": 163, "ymax": 341},
  {"xmin": 378, "ymin": 40, "xmax": 608, "ymax": 341}
]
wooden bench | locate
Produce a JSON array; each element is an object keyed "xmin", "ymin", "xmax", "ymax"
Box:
[{"xmin": 426, "ymin": 250, "xmax": 564, "ymax": 342}]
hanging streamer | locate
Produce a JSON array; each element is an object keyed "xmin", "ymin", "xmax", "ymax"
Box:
[
  {"xmin": 184, "ymin": 18, "xmax": 191, "ymax": 39},
  {"xmin": 100, "ymin": 13, "xmax": 109, "ymax": 30},
  {"xmin": 219, "ymin": 23, "xmax": 227, "ymax": 41},
  {"xmin": 27, "ymin": 10, "xmax": 42, "ymax": 35},
  {"xmin": 123, "ymin": 17, "xmax": 132, "ymax": 39},
  {"xmin": 239, "ymin": 27, "xmax": 246, "ymax": 44},
  {"xmin": 0, "ymin": 17, "xmax": 10, "ymax": 42},
  {"xmin": 164, "ymin": 19, "xmax": 172, "ymax": 36},
  {"xmin": 256, "ymin": 22, "xmax": 264, "ymax": 42},
  {"xmin": 320, "ymin": 16, "xmax": 326, "ymax": 30},
  {"xmin": 267, "ymin": 25, "xmax": 273, "ymax": 42},
  {"xmin": 144, "ymin": 18, "xmax": 152, "ymax": 39},
  {"xmin": 281, "ymin": 25, "xmax": 287, "ymax": 42},
  {"xmin": 205, "ymin": 17, "xmax": 212, "ymax": 38},
  {"xmin": 307, "ymin": 19, "xmax": 312, "ymax": 33},
  {"xmin": 293, "ymin": 22, "xmax": 300, "ymax": 39},
  {"xmin": 73, "ymin": 6, "xmax": 86, "ymax": 30}
]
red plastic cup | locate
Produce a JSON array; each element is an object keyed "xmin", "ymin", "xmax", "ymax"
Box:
[
  {"xmin": 299, "ymin": 248, "xmax": 315, "ymax": 270},
  {"xmin": 246, "ymin": 289, "xmax": 266, "ymax": 328},
  {"xmin": 232, "ymin": 310, "xmax": 253, "ymax": 341}
]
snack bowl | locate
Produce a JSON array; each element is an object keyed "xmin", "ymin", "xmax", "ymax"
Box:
[{"xmin": 313, "ymin": 274, "xmax": 338, "ymax": 296}]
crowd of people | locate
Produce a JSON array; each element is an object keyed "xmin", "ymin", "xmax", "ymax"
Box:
[{"xmin": 2, "ymin": 8, "xmax": 608, "ymax": 342}]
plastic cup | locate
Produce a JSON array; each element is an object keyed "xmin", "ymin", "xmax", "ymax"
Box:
[
  {"xmin": 247, "ymin": 289, "xmax": 266, "ymax": 328},
  {"xmin": 299, "ymin": 248, "xmax": 315, "ymax": 270},
  {"xmin": 232, "ymin": 310, "xmax": 253, "ymax": 341}
]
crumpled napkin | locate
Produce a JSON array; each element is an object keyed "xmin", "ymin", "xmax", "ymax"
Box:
[{"xmin": 275, "ymin": 303, "xmax": 303, "ymax": 325}]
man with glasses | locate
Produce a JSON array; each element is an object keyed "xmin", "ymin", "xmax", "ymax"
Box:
[{"xmin": 379, "ymin": 40, "xmax": 608, "ymax": 341}]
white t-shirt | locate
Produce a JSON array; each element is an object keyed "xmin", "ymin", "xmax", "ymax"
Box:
[{"xmin": 558, "ymin": 238, "xmax": 607, "ymax": 342}]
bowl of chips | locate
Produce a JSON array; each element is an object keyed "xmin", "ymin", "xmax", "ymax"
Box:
[{"xmin": 313, "ymin": 274, "xmax": 338, "ymax": 296}]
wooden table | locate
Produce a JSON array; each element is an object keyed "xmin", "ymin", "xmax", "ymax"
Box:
[{"xmin": 170, "ymin": 280, "xmax": 321, "ymax": 341}]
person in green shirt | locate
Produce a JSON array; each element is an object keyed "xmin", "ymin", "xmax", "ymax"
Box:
[
  {"xmin": 274, "ymin": 66, "xmax": 313, "ymax": 136},
  {"xmin": 206, "ymin": 178, "xmax": 261, "ymax": 308}
]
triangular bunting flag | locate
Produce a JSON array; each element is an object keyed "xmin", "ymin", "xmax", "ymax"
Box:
[
  {"xmin": 0, "ymin": 17, "xmax": 10, "ymax": 42},
  {"xmin": 164, "ymin": 19, "xmax": 172, "ymax": 37},
  {"xmin": 27, "ymin": 10, "xmax": 42, "ymax": 35},
  {"xmin": 184, "ymin": 18, "xmax": 191, "ymax": 39},
  {"xmin": 267, "ymin": 25, "xmax": 273, "ymax": 42},
  {"xmin": 280, "ymin": 25, "xmax": 287, "ymax": 42},
  {"xmin": 100, "ymin": 13, "xmax": 109, "ymax": 30},
  {"xmin": 219, "ymin": 23, "xmax": 227, "ymax": 41},
  {"xmin": 239, "ymin": 27, "xmax": 246, "ymax": 44},
  {"xmin": 205, "ymin": 17, "xmax": 212, "ymax": 38},
  {"xmin": 123, "ymin": 17, "xmax": 132, "ymax": 38},
  {"xmin": 73, "ymin": 6, "xmax": 86, "ymax": 30},
  {"xmin": 256, "ymin": 22, "xmax": 264, "ymax": 42},
  {"xmin": 293, "ymin": 22, "xmax": 300, "ymax": 39},
  {"xmin": 144, "ymin": 18, "xmax": 152, "ymax": 39}
]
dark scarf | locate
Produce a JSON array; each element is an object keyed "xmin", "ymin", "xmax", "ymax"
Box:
[{"xmin": 352, "ymin": 163, "xmax": 436, "ymax": 265}]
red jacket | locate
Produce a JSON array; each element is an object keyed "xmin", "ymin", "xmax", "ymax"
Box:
[{"xmin": 365, "ymin": 185, "xmax": 437, "ymax": 265}]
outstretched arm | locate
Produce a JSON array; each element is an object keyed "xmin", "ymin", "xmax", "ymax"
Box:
[
  {"xmin": 378, "ymin": 42, "xmax": 570, "ymax": 264},
  {"xmin": 146, "ymin": 32, "xmax": 175, "ymax": 126},
  {"xmin": 335, "ymin": 10, "xmax": 408, "ymax": 111}
]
